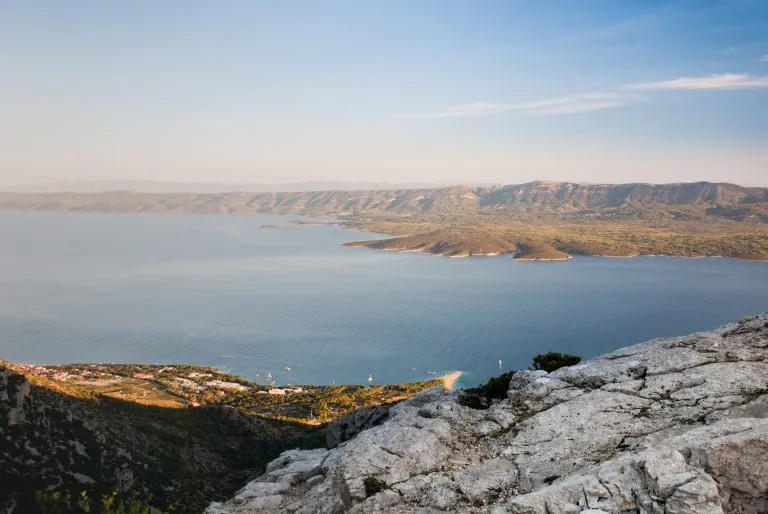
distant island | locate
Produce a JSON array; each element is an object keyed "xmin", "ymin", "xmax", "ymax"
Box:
[{"xmin": 1, "ymin": 180, "xmax": 767, "ymax": 260}]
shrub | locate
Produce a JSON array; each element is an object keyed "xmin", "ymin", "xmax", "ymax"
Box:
[
  {"xmin": 532, "ymin": 352, "xmax": 581, "ymax": 372},
  {"xmin": 459, "ymin": 352, "xmax": 581, "ymax": 409},
  {"xmin": 459, "ymin": 371, "xmax": 514, "ymax": 409}
]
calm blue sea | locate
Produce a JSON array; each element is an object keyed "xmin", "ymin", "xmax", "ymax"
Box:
[{"xmin": 1, "ymin": 211, "xmax": 767, "ymax": 388}]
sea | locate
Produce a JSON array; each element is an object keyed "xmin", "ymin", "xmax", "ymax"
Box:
[{"xmin": 1, "ymin": 211, "xmax": 767, "ymax": 388}]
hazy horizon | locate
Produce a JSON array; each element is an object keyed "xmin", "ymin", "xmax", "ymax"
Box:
[
  {"xmin": 2, "ymin": 1, "xmax": 767, "ymax": 186},
  {"xmin": 4, "ymin": 177, "xmax": 768, "ymax": 195}
]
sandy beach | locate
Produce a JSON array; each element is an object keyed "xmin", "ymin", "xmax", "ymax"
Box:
[{"xmin": 441, "ymin": 370, "xmax": 462, "ymax": 390}]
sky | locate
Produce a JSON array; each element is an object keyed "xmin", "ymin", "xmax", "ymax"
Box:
[{"xmin": 1, "ymin": 0, "xmax": 768, "ymax": 187}]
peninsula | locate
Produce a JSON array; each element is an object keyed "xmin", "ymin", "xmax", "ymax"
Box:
[
  {"xmin": 343, "ymin": 216, "xmax": 768, "ymax": 261},
  {"xmin": 1, "ymin": 181, "xmax": 767, "ymax": 260}
]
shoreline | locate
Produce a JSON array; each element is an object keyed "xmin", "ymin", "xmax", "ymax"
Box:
[
  {"xmin": 512, "ymin": 255, "xmax": 573, "ymax": 261},
  {"xmin": 343, "ymin": 234, "xmax": 768, "ymax": 262},
  {"xmin": 2, "ymin": 208, "xmax": 764, "ymax": 261},
  {"xmin": 441, "ymin": 370, "xmax": 462, "ymax": 391},
  {"xmin": 18, "ymin": 360, "xmax": 456, "ymax": 391}
]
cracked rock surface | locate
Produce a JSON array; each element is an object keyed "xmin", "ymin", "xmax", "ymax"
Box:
[{"xmin": 206, "ymin": 314, "xmax": 768, "ymax": 513}]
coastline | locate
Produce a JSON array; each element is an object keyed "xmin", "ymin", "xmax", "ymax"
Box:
[
  {"xmin": 2, "ymin": 203, "xmax": 765, "ymax": 260},
  {"xmin": 512, "ymin": 253, "xmax": 573, "ymax": 261},
  {"xmin": 342, "ymin": 227, "xmax": 768, "ymax": 262},
  {"xmin": 441, "ymin": 370, "xmax": 462, "ymax": 391}
]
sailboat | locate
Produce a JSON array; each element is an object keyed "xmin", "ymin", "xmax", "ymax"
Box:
[{"xmin": 368, "ymin": 374, "xmax": 373, "ymax": 383}]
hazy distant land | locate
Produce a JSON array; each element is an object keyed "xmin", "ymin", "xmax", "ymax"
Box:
[
  {"xmin": 0, "ymin": 179, "xmax": 463, "ymax": 194},
  {"xmin": 1, "ymin": 180, "xmax": 767, "ymax": 260}
]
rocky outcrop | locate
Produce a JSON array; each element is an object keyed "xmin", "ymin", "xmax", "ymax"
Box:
[
  {"xmin": 326, "ymin": 403, "xmax": 393, "ymax": 449},
  {"xmin": 206, "ymin": 314, "xmax": 768, "ymax": 513},
  {"xmin": 0, "ymin": 367, "xmax": 31, "ymax": 426}
]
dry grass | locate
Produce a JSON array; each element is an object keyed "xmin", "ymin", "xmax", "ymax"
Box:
[
  {"xmin": 77, "ymin": 377, "xmax": 184, "ymax": 408},
  {"xmin": 345, "ymin": 218, "xmax": 768, "ymax": 260}
]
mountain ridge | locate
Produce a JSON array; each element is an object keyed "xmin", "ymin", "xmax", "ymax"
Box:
[{"xmin": 1, "ymin": 181, "xmax": 767, "ymax": 221}]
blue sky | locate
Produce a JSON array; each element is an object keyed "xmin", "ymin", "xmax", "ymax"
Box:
[{"xmin": 1, "ymin": 0, "xmax": 767, "ymax": 186}]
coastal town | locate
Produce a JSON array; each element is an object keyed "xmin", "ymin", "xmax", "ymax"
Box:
[{"xmin": 14, "ymin": 362, "xmax": 446, "ymax": 423}]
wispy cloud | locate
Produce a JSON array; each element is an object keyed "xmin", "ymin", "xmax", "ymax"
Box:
[
  {"xmin": 760, "ymin": 55, "xmax": 768, "ymax": 62},
  {"xmin": 393, "ymin": 93, "xmax": 636, "ymax": 120},
  {"xmin": 394, "ymin": 71, "xmax": 768, "ymax": 121},
  {"xmin": 625, "ymin": 73, "xmax": 768, "ymax": 90}
]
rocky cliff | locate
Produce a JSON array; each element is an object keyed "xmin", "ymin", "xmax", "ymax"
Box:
[{"xmin": 207, "ymin": 314, "xmax": 768, "ymax": 513}]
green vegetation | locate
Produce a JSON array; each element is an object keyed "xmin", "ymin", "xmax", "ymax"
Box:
[
  {"xmin": 459, "ymin": 371, "xmax": 515, "ymax": 409},
  {"xmin": 30, "ymin": 363, "xmax": 442, "ymax": 424},
  {"xmin": 34, "ymin": 489, "xmax": 172, "ymax": 514},
  {"xmin": 532, "ymin": 352, "xmax": 582, "ymax": 372},
  {"xmin": 459, "ymin": 352, "xmax": 582, "ymax": 409},
  {"xmin": 221, "ymin": 382, "xmax": 441, "ymax": 423}
]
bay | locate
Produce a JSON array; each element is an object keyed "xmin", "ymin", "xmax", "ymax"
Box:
[{"xmin": 1, "ymin": 211, "xmax": 767, "ymax": 388}]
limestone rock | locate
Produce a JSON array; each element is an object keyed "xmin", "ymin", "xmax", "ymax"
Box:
[
  {"xmin": 207, "ymin": 314, "xmax": 768, "ymax": 514},
  {"xmin": 454, "ymin": 457, "xmax": 518, "ymax": 505},
  {"xmin": 327, "ymin": 403, "xmax": 392, "ymax": 449}
]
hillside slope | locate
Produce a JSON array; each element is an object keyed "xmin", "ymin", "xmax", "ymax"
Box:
[
  {"xmin": 0, "ymin": 363, "xmax": 309, "ymax": 513},
  {"xmin": 208, "ymin": 314, "xmax": 768, "ymax": 514},
  {"xmin": 0, "ymin": 361, "xmax": 441, "ymax": 513}
]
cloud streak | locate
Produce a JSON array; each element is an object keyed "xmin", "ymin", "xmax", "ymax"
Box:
[
  {"xmin": 394, "ymin": 71, "xmax": 768, "ymax": 121},
  {"xmin": 393, "ymin": 93, "xmax": 635, "ymax": 120},
  {"xmin": 761, "ymin": 55, "xmax": 768, "ymax": 62},
  {"xmin": 625, "ymin": 73, "xmax": 768, "ymax": 90}
]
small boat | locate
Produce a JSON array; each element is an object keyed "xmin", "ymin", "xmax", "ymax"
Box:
[
  {"xmin": 368, "ymin": 374, "xmax": 373, "ymax": 382},
  {"xmin": 284, "ymin": 367, "xmax": 291, "ymax": 372}
]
